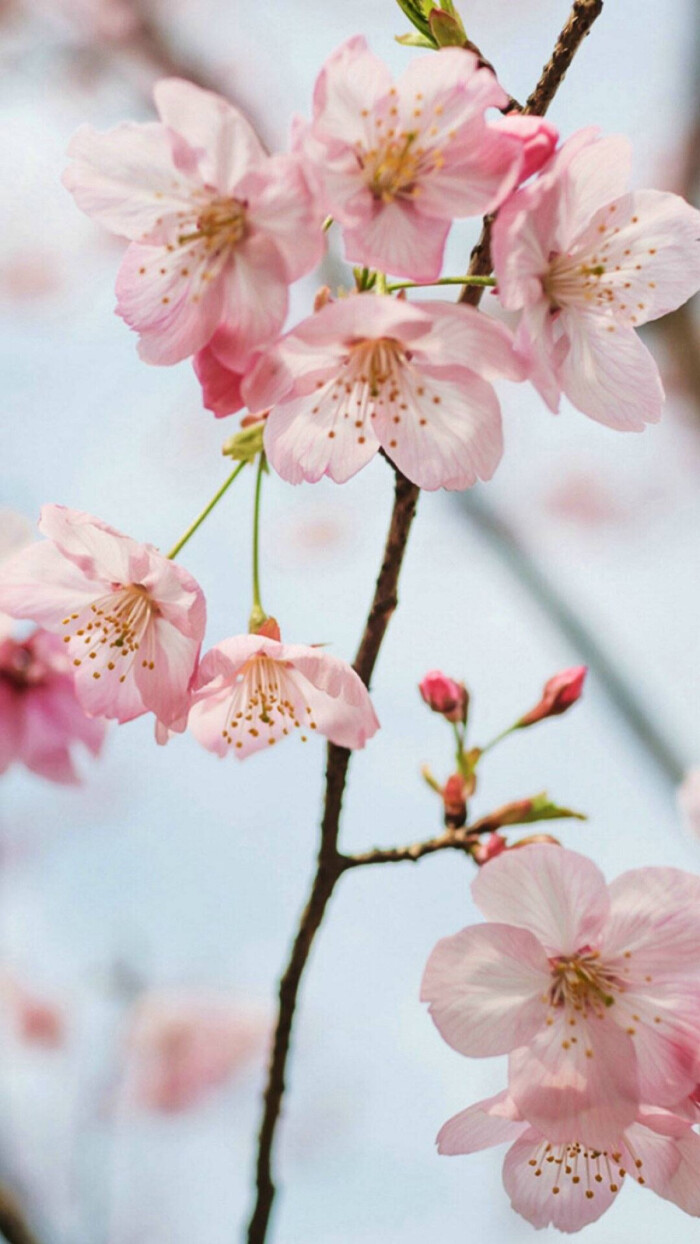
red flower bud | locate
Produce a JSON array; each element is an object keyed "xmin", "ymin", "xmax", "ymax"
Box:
[
  {"xmin": 518, "ymin": 666, "xmax": 587, "ymax": 727},
  {"xmin": 471, "ymin": 833, "xmax": 507, "ymax": 865},
  {"xmin": 419, "ymin": 670, "xmax": 469, "ymax": 724},
  {"xmin": 442, "ymin": 772, "xmax": 468, "ymax": 829}
]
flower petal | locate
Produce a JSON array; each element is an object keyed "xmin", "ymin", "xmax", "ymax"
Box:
[
  {"xmin": 264, "ymin": 385, "xmax": 380, "ymax": 485},
  {"xmin": 342, "ymin": 200, "xmax": 450, "ymax": 283},
  {"xmin": 502, "ymin": 1130, "xmax": 618, "ymax": 1231},
  {"xmin": 153, "ymin": 78, "xmax": 265, "ymax": 192},
  {"xmin": 509, "ymin": 1010, "xmax": 639, "ymax": 1150},
  {"xmin": 421, "ymin": 922, "xmax": 551, "ymax": 1057},
  {"xmin": 437, "ymin": 1091, "xmax": 527, "ymax": 1155},
  {"xmin": 116, "ymin": 240, "xmax": 226, "ymax": 365},
  {"xmin": 471, "ymin": 844, "xmax": 610, "ymax": 955},
  {"xmin": 193, "ymin": 342, "xmax": 245, "ymax": 418},
  {"xmin": 559, "ymin": 311, "xmax": 664, "ymax": 429}
]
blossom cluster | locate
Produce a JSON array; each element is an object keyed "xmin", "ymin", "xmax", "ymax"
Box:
[{"xmin": 422, "ymin": 843, "xmax": 700, "ymax": 1230}]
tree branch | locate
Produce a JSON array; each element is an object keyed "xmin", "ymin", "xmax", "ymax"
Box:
[
  {"xmin": 459, "ymin": 0, "xmax": 604, "ymax": 306},
  {"xmin": 0, "ymin": 1186, "xmax": 40, "ymax": 1244},
  {"xmin": 340, "ymin": 827, "xmax": 476, "ymax": 868},
  {"xmin": 245, "ymin": 470, "xmax": 419, "ymax": 1244}
]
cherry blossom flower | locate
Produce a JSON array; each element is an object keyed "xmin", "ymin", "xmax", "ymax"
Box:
[
  {"xmin": 0, "ymin": 505, "xmax": 205, "ymax": 731},
  {"xmin": 188, "ymin": 620, "xmax": 379, "ymax": 758},
  {"xmin": 123, "ymin": 990, "xmax": 267, "ymax": 1113},
  {"xmin": 518, "ymin": 666, "xmax": 587, "ymax": 726},
  {"xmin": 436, "ymin": 1089, "xmax": 700, "ymax": 1232},
  {"xmin": 63, "ymin": 78, "xmax": 324, "ymax": 366},
  {"xmin": 492, "ymin": 128, "xmax": 700, "ymax": 429},
  {"xmin": 419, "ymin": 670, "xmax": 468, "ymax": 723},
  {"xmin": 300, "ymin": 37, "xmax": 556, "ymax": 281},
  {"xmin": 0, "ymin": 975, "xmax": 66, "ymax": 1048},
  {"xmin": 243, "ymin": 295, "xmax": 524, "ymax": 490},
  {"xmin": 0, "ymin": 629, "xmax": 105, "ymax": 783},
  {"xmin": 422, "ymin": 844, "xmax": 700, "ymax": 1148}
]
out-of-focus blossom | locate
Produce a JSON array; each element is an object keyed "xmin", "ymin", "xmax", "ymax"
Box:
[
  {"xmin": 436, "ymin": 1089, "xmax": 700, "ymax": 1231},
  {"xmin": 517, "ymin": 666, "xmax": 587, "ymax": 727},
  {"xmin": 123, "ymin": 990, "xmax": 267, "ymax": 1113},
  {"xmin": 492, "ymin": 128, "xmax": 700, "ymax": 429},
  {"xmin": 0, "ymin": 629, "xmax": 105, "ymax": 783},
  {"xmin": 244, "ymin": 295, "xmax": 524, "ymax": 491},
  {"xmin": 300, "ymin": 37, "xmax": 556, "ymax": 281},
  {"xmin": 188, "ymin": 619, "xmax": 379, "ymax": 759},
  {"xmin": 422, "ymin": 844, "xmax": 700, "ymax": 1147},
  {"xmin": 0, "ymin": 505, "xmax": 205, "ymax": 731},
  {"xmin": 678, "ymin": 768, "xmax": 700, "ymax": 840},
  {"xmin": 63, "ymin": 79, "xmax": 323, "ymax": 366},
  {"xmin": 419, "ymin": 670, "xmax": 468, "ymax": 723},
  {"xmin": 1, "ymin": 976, "xmax": 66, "ymax": 1048}
]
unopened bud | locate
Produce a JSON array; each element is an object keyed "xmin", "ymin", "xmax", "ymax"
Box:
[
  {"xmin": 222, "ymin": 416, "xmax": 267, "ymax": 462},
  {"xmin": 517, "ymin": 666, "xmax": 587, "ymax": 727},
  {"xmin": 471, "ymin": 833, "xmax": 507, "ymax": 865},
  {"xmin": 428, "ymin": 6, "xmax": 467, "ymax": 47},
  {"xmin": 419, "ymin": 670, "xmax": 469, "ymax": 724},
  {"xmin": 314, "ymin": 285, "xmax": 333, "ymax": 313},
  {"xmin": 442, "ymin": 772, "xmax": 468, "ymax": 828}
]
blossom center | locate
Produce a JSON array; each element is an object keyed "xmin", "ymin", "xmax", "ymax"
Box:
[
  {"xmin": 179, "ymin": 196, "xmax": 247, "ymax": 249},
  {"xmin": 220, "ymin": 655, "xmax": 317, "ymax": 750},
  {"xmin": 542, "ymin": 252, "xmax": 614, "ymax": 313},
  {"xmin": 359, "ymin": 133, "xmax": 425, "ymax": 203},
  {"xmin": 61, "ymin": 584, "xmax": 157, "ymax": 681},
  {"xmin": 548, "ymin": 950, "xmax": 621, "ymax": 1015},
  {"xmin": 526, "ymin": 1138, "xmax": 644, "ymax": 1198}
]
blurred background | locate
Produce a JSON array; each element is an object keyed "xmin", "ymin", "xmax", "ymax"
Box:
[{"xmin": 2, "ymin": 0, "xmax": 700, "ymax": 1240}]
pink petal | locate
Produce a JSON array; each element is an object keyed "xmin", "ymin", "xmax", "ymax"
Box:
[
  {"xmin": 421, "ymin": 922, "xmax": 551, "ymax": 1057},
  {"xmin": 134, "ymin": 616, "xmax": 200, "ymax": 730},
  {"xmin": 63, "ymin": 121, "xmax": 197, "ymax": 242},
  {"xmin": 0, "ymin": 540, "xmax": 96, "ymax": 628},
  {"xmin": 471, "ymin": 844, "xmax": 610, "ymax": 956},
  {"xmin": 411, "ymin": 121, "xmax": 526, "ymax": 220},
  {"xmin": 604, "ymin": 867, "xmax": 700, "ymax": 974},
  {"xmin": 397, "ymin": 46, "xmax": 508, "ymax": 121},
  {"xmin": 311, "ymin": 36, "xmax": 393, "ymax": 148},
  {"xmin": 39, "ymin": 504, "xmax": 136, "ymax": 583},
  {"xmin": 621, "ymin": 1119, "xmax": 686, "ymax": 1204},
  {"xmin": 559, "ymin": 312, "xmax": 664, "ymax": 429},
  {"xmin": 554, "ymin": 131, "xmax": 632, "ymax": 250},
  {"xmin": 509, "ymin": 1010, "xmax": 639, "ymax": 1150},
  {"xmin": 342, "ymin": 201, "xmax": 450, "ymax": 283},
  {"xmin": 193, "ymin": 343, "xmax": 245, "ymax": 418},
  {"xmin": 492, "ymin": 114, "xmax": 558, "ymax": 182},
  {"xmin": 417, "ymin": 302, "xmax": 526, "ymax": 383},
  {"xmin": 115, "ymin": 240, "xmax": 226, "ymax": 366},
  {"xmin": 241, "ymin": 154, "xmax": 325, "ymax": 282},
  {"xmin": 437, "ymin": 1091, "xmax": 527, "ymax": 1155},
  {"xmin": 276, "ymin": 646, "xmax": 379, "ymax": 748},
  {"xmin": 666, "ymin": 1129, "xmax": 700, "ymax": 1214},
  {"xmin": 575, "ymin": 189, "xmax": 700, "ymax": 326},
  {"xmin": 264, "ymin": 387, "xmax": 380, "ymax": 484},
  {"xmin": 373, "ymin": 366, "xmax": 503, "ymax": 491},
  {"xmin": 153, "ymin": 79, "xmax": 265, "ymax": 193},
  {"xmin": 502, "ymin": 1130, "xmax": 618, "ymax": 1231},
  {"xmin": 215, "ymin": 234, "xmax": 289, "ymax": 369}
]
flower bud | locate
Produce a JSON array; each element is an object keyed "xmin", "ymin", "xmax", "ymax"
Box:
[
  {"xmin": 428, "ymin": 7, "xmax": 467, "ymax": 47},
  {"xmin": 471, "ymin": 833, "xmax": 507, "ymax": 865},
  {"xmin": 442, "ymin": 772, "xmax": 468, "ymax": 828},
  {"xmin": 419, "ymin": 670, "xmax": 469, "ymax": 724},
  {"xmin": 517, "ymin": 666, "xmax": 587, "ymax": 727},
  {"xmin": 222, "ymin": 417, "xmax": 267, "ymax": 463}
]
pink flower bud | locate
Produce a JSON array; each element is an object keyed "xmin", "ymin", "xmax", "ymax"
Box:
[
  {"xmin": 442, "ymin": 773, "xmax": 468, "ymax": 828},
  {"xmin": 419, "ymin": 670, "xmax": 469, "ymax": 723},
  {"xmin": 471, "ymin": 833, "xmax": 507, "ymax": 865},
  {"xmin": 517, "ymin": 666, "xmax": 587, "ymax": 727}
]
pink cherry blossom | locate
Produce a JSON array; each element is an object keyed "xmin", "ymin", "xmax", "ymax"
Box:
[
  {"xmin": 123, "ymin": 990, "xmax": 267, "ymax": 1113},
  {"xmin": 300, "ymin": 37, "xmax": 556, "ymax": 281},
  {"xmin": 63, "ymin": 78, "xmax": 324, "ymax": 366},
  {"xmin": 0, "ymin": 629, "xmax": 105, "ymax": 783},
  {"xmin": 243, "ymin": 294, "xmax": 524, "ymax": 491},
  {"xmin": 422, "ymin": 844, "xmax": 700, "ymax": 1148},
  {"xmin": 188, "ymin": 620, "xmax": 379, "ymax": 759},
  {"xmin": 518, "ymin": 665, "xmax": 587, "ymax": 726},
  {"xmin": 0, "ymin": 505, "xmax": 205, "ymax": 731},
  {"xmin": 436, "ymin": 1089, "xmax": 700, "ymax": 1232},
  {"xmin": 1, "ymin": 975, "xmax": 66, "ymax": 1048},
  {"xmin": 492, "ymin": 128, "xmax": 700, "ymax": 429}
]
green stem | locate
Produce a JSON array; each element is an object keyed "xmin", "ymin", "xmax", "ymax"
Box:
[
  {"xmin": 386, "ymin": 275, "xmax": 497, "ymax": 293},
  {"xmin": 451, "ymin": 721, "xmax": 464, "ymax": 768},
  {"xmin": 480, "ymin": 724, "xmax": 517, "ymax": 755},
  {"xmin": 166, "ymin": 461, "xmax": 248, "ymax": 560},
  {"xmin": 375, "ymin": 272, "xmax": 389, "ymax": 295},
  {"xmin": 249, "ymin": 452, "xmax": 267, "ymax": 630}
]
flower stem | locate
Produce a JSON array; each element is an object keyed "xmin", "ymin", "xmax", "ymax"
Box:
[
  {"xmin": 386, "ymin": 275, "xmax": 497, "ymax": 293},
  {"xmin": 166, "ymin": 461, "xmax": 248, "ymax": 560},
  {"xmin": 249, "ymin": 452, "xmax": 267, "ymax": 631}
]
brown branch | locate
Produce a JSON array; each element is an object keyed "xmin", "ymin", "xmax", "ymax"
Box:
[
  {"xmin": 245, "ymin": 470, "xmax": 419, "ymax": 1244},
  {"xmin": 459, "ymin": 0, "xmax": 604, "ymax": 307},
  {"xmin": 0, "ymin": 1186, "xmax": 40, "ymax": 1244},
  {"xmin": 341, "ymin": 828, "xmax": 476, "ymax": 868}
]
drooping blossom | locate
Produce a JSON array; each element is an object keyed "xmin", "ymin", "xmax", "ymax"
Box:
[
  {"xmin": 0, "ymin": 505, "xmax": 205, "ymax": 731},
  {"xmin": 300, "ymin": 37, "xmax": 557, "ymax": 281},
  {"xmin": 123, "ymin": 990, "xmax": 267, "ymax": 1113},
  {"xmin": 436, "ymin": 1088, "xmax": 700, "ymax": 1232},
  {"xmin": 419, "ymin": 670, "xmax": 468, "ymax": 723},
  {"xmin": 243, "ymin": 295, "xmax": 524, "ymax": 491},
  {"xmin": 492, "ymin": 128, "xmax": 700, "ymax": 428},
  {"xmin": 422, "ymin": 844, "xmax": 700, "ymax": 1147},
  {"xmin": 188, "ymin": 619, "xmax": 379, "ymax": 759},
  {"xmin": 518, "ymin": 666, "xmax": 587, "ymax": 727},
  {"xmin": 0, "ymin": 629, "xmax": 106, "ymax": 783},
  {"xmin": 678, "ymin": 768, "xmax": 700, "ymax": 840},
  {"xmin": 63, "ymin": 78, "xmax": 324, "ymax": 366}
]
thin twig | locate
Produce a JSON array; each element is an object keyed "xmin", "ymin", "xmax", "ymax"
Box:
[
  {"xmin": 245, "ymin": 470, "xmax": 419, "ymax": 1244},
  {"xmin": 459, "ymin": 0, "xmax": 604, "ymax": 306},
  {"xmin": 340, "ymin": 828, "xmax": 476, "ymax": 868}
]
